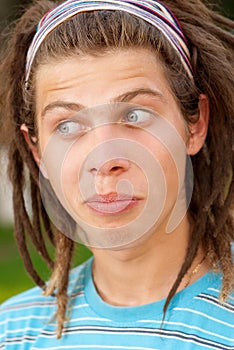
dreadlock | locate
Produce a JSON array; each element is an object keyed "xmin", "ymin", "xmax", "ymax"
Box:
[
  {"xmin": 0, "ymin": 1, "xmax": 75, "ymax": 337},
  {"xmin": 0, "ymin": 0, "xmax": 233, "ymax": 339}
]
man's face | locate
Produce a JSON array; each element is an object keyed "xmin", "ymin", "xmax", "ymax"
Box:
[{"xmin": 33, "ymin": 48, "xmax": 193, "ymax": 249}]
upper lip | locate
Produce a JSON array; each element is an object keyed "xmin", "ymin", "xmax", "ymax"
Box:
[{"xmin": 85, "ymin": 192, "xmax": 140, "ymax": 203}]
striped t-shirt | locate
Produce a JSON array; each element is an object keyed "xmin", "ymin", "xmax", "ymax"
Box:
[{"xmin": 0, "ymin": 258, "xmax": 233, "ymax": 350}]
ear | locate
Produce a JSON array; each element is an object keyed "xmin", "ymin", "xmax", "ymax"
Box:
[
  {"xmin": 187, "ymin": 94, "xmax": 209, "ymax": 156},
  {"xmin": 20, "ymin": 124, "xmax": 48, "ymax": 178},
  {"xmin": 21, "ymin": 124, "xmax": 40, "ymax": 164}
]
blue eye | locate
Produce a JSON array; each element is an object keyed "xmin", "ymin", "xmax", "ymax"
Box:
[
  {"xmin": 124, "ymin": 109, "xmax": 153, "ymax": 125},
  {"xmin": 57, "ymin": 120, "xmax": 83, "ymax": 136}
]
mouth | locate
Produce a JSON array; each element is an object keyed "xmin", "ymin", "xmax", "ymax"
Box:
[{"xmin": 85, "ymin": 192, "xmax": 141, "ymax": 215}]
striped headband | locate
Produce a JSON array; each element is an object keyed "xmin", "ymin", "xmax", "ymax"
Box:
[{"xmin": 25, "ymin": 0, "xmax": 193, "ymax": 87}]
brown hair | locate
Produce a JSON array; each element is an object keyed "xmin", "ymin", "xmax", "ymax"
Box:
[{"xmin": 0, "ymin": 0, "xmax": 233, "ymax": 339}]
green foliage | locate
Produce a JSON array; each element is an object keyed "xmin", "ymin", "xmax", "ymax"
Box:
[{"xmin": 0, "ymin": 225, "xmax": 92, "ymax": 303}]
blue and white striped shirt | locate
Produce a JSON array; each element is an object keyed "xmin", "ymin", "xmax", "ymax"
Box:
[{"xmin": 0, "ymin": 258, "xmax": 233, "ymax": 349}]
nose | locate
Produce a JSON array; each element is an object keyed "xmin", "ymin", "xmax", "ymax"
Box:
[{"xmin": 90, "ymin": 158, "xmax": 131, "ymax": 176}]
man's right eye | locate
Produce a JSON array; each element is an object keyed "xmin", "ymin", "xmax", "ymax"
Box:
[{"xmin": 56, "ymin": 120, "xmax": 84, "ymax": 136}]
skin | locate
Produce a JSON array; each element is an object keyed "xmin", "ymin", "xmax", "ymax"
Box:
[{"xmin": 22, "ymin": 48, "xmax": 210, "ymax": 306}]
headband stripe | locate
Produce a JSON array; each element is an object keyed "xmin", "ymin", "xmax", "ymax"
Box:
[
  {"xmin": 40, "ymin": 1, "xmax": 189, "ymax": 52},
  {"xmin": 25, "ymin": 0, "xmax": 193, "ymax": 86}
]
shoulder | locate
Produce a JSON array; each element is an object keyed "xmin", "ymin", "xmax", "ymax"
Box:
[
  {"xmin": 0, "ymin": 284, "xmax": 54, "ymax": 317},
  {"xmin": 181, "ymin": 270, "xmax": 234, "ymax": 312},
  {"xmin": 0, "ymin": 259, "xmax": 90, "ymax": 346},
  {"xmin": 0, "ymin": 259, "xmax": 88, "ymax": 310},
  {"xmin": 199, "ymin": 272, "xmax": 234, "ymax": 314},
  {"xmin": 193, "ymin": 272, "xmax": 234, "ymax": 316},
  {"xmin": 0, "ymin": 283, "xmax": 56, "ymax": 349},
  {"xmin": 174, "ymin": 271, "xmax": 234, "ymax": 333},
  {"xmin": 167, "ymin": 271, "xmax": 234, "ymax": 348}
]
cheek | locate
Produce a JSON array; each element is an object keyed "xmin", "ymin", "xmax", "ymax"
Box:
[
  {"xmin": 61, "ymin": 158, "xmax": 80, "ymax": 191},
  {"xmin": 38, "ymin": 130, "xmax": 87, "ymax": 207},
  {"xmin": 60, "ymin": 143, "xmax": 88, "ymax": 203},
  {"xmin": 141, "ymin": 133, "xmax": 184, "ymax": 198},
  {"xmin": 162, "ymin": 154, "xmax": 180, "ymax": 193},
  {"xmin": 154, "ymin": 146, "xmax": 179, "ymax": 193}
]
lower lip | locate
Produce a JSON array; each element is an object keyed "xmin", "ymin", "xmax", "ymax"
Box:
[{"xmin": 86, "ymin": 199, "xmax": 139, "ymax": 215}]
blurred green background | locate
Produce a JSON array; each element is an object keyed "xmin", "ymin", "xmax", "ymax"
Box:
[
  {"xmin": 0, "ymin": 224, "xmax": 92, "ymax": 303},
  {"xmin": 0, "ymin": 0, "xmax": 233, "ymax": 303}
]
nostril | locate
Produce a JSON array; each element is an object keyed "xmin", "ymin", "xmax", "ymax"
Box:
[
  {"xmin": 111, "ymin": 166, "xmax": 122, "ymax": 172},
  {"xmin": 91, "ymin": 166, "xmax": 123, "ymax": 175},
  {"xmin": 89, "ymin": 159, "xmax": 131, "ymax": 176},
  {"xmin": 90, "ymin": 168, "xmax": 98, "ymax": 175}
]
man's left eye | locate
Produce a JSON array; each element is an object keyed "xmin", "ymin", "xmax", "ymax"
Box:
[{"xmin": 124, "ymin": 109, "xmax": 153, "ymax": 125}]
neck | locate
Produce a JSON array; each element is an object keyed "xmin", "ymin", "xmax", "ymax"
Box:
[{"xmin": 91, "ymin": 217, "xmax": 208, "ymax": 306}]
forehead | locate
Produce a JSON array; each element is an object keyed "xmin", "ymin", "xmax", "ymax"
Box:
[{"xmin": 35, "ymin": 48, "xmax": 174, "ymax": 109}]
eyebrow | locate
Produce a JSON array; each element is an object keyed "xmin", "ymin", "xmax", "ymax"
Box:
[
  {"xmin": 41, "ymin": 88, "xmax": 165, "ymax": 118},
  {"xmin": 41, "ymin": 101, "xmax": 84, "ymax": 118},
  {"xmin": 116, "ymin": 88, "xmax": 164, "ymax": 103}
]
